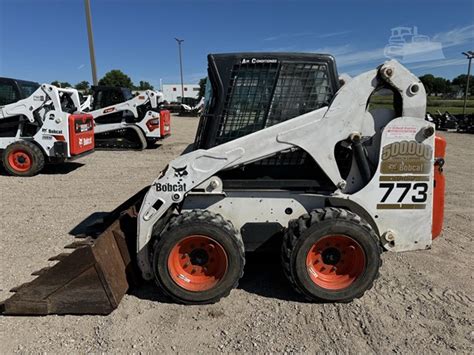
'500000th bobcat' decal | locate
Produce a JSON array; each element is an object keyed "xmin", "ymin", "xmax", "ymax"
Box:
[{"xmin": 377, "ymin": 141, "xmax": 432, "ymax": 210}]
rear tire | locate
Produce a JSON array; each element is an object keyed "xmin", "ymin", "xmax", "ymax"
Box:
[
  {"xmin": 2, "ymin": 141, "xmax": 45, "ymax": 176},
  {"xmin": 152, "ymin": 210, "xmax": 245, "ymax": 304},
  {"xmin": 282, "ymin": 208, "xmax": 381, "ymax": 302}
]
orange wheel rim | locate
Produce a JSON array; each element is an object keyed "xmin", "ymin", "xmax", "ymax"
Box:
[
  {"xmin": 168, "ymin": 235, "xmax": 228, "ymax": 292},
  {"xmin": 8, "ymin": 150, "xmax": 32, "ymax": 172},
  {"xmin": 306, "ymin": 235, "xmax": 366, "ymax": 290}
]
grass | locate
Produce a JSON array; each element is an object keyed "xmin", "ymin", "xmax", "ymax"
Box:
[
  {"xmin": 427, "ymin": 106, "xmax": 474, "ymax": 114},
  {"xmin": 369, "ymin": 96, "xmax": 474, "ymax": 115}
]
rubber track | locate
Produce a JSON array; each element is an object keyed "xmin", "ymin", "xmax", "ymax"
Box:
[
  {"xmin": 281, "ymin": 207, "xmax": 383, "ymax": 302},
  {"xmin": 94, "ymin": 129, "xmax": 145, "ymax": 150}
]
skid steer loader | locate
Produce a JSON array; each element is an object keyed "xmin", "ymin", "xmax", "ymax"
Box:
[
  {"xmin": 0, "ymin": 53, "xmax": 446, "ymax": 315},
  {"xmin": 82, "ymin": 86, "xmax": 171, "ymax": 150},
  {"xmin": 0, "ymin": 77, "xmax": 94, "ymax": 176}
]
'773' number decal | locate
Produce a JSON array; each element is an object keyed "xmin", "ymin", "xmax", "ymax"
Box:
[{"xmin": 379, "ymin": 182, "xmax": 428, "ymax": 203}]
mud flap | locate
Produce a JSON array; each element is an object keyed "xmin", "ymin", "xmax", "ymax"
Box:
[{"xmin": 0, "ymin": 187, "xmax": 149, "ymax": 316}]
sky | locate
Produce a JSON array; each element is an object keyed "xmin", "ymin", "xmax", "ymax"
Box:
[{"xmin": 0, "ymin": 0, "xmax": 473, "ymax": 88}]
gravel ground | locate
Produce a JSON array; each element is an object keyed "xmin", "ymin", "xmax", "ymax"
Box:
[{"xmin": 0, "ymin": 116, "xmax": 473, "ymax": 353}]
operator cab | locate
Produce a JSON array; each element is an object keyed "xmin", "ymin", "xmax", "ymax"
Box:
[
  {"xmin": 193, "ymin": 53, "xmax": 348, "ymax": 192},
  {"xmin": 0, "ymin": 77, "xmax": 40, "ymax": 106},
  {"xmin": 0, "ymin": 77, "xmax": 41, "ymax": 138},
  {"xmin": 91, "ymin": 86, "xmax": 133, "ymax": 110},
  {"xmin": 91, "ymin": 86, "xmax": 134, "ymax": 124}
]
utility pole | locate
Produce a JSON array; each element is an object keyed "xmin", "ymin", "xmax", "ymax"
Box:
[
  {"xmin": 462, "ymin": 51, "xmax": 474, "ymax": 116},
  {"xmin": 84, "ymin": 0, "xmax": 98, "ymax": 85},
  {"xmin": 175, "ymin": 38, "xmax": 185, "ymax": 103}
]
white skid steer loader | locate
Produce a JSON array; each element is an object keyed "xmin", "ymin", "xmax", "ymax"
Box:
[
  {"xmin": 0, "ymin": 77, "xmax": 94, "ymax": 176},
  {"xmin": 0, "ymin": 54, "xmax": 446, "ymax": 315},
  {"xmin": 82, "ymin": 86, "xmax": 171, "ymax": 150}
]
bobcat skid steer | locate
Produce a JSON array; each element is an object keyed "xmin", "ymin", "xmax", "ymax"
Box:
[
  {"xmin": 0, "ymin": 77, "xmax": 94, "ymax": 176},
  {"xmin": 0, "ymin": 53, "xmax": 446, "ymax": 315},
  {"xmin": 82, "ymin": 86, "xmax": 171, "ymax": 150}
]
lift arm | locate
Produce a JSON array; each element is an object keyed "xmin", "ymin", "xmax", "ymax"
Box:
[
  {"xmin": 0, "ymin": 84, "xmax": 81, "ymax": 122},
  {"xmin": 86, "ymin": 90, "xmax": 163, "ymax": 119}
]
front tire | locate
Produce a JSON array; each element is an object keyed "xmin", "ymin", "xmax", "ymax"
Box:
[
  {"xmin": 153, "ymin": 210, "xmax": 245, "ymax": 304},
  {"xmin": 282, "ymin": 208, "xmax": 381, "ymax": 302},
  {"xmin": 2, "ymin": 141, "xmax": 45, "ymax": 176}
]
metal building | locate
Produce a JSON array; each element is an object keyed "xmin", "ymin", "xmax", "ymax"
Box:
[{"xmin": 161, "ymin": 84, "xmax": 200, "ymax": 102}]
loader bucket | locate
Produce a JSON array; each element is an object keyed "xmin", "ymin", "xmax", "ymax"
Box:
[{"xmin": 0, "ymin": 187, "xmax": 149, "ymax": 316}]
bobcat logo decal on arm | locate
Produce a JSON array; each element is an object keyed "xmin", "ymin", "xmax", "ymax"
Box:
[{"xmin": 173, "ymin": 166, "xmax": 188, "ymax": 178}]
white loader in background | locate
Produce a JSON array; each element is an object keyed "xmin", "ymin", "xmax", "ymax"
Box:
[
  {"xmin": 82, "ymin": 86, "xmax": 171, "ymax": 150},
  {"xmin": 0, "ymin": 77, "xmax": 94, "ymax": 176}
]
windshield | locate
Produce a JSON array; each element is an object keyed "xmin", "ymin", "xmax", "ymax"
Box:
[
  {"xmin": 122, "ymin": 88, "xmax": 133, "ymax": 101},
  {"xmin": 203, "ymin": 77, "xmax": 212, "ymax": 112},
  {"xmin": 19, "ymin": 81, "xmax": 40, "ymax": 97}
]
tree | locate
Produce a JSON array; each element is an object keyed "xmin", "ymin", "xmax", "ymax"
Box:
[
  {"xmin": 75, "ymin": 81, "xmax": 90, "ymax": 91},
  {"xmin": 419, "ymin": 74, "xmax": 435, "ymax": 95},
  {"xmin": 197, "ymin": 77, "xmax": 207, "ymax": 99},
  {"xmin": 452, "ymin": 74, "xmax": 474, "ymax": 95},
  {"xmin": 51, "ymin": 81, "xmax": 72, "ymax": 88},
  {"xmin": 98, "ymin": 70, "xmax": 134, "ymax": 89},
  {"xmin": 137, "ymin": 80, "xmax": 154, "ymax": 90},
  {"xmin": 432, "ymin": 77, "xmax": 450, "ymax": 96}
]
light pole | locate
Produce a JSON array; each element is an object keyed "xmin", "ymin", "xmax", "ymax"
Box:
[
  {"xmin": 462, "ymin": 51, "xmax": 474, "ymax": 116},
  {"xmin": 175, "ymin": 38, "xmax": 185, "ymax": 103},
  {"xmin": 84, "ymin": 0, "xmax": 98, "ymax": 85}
]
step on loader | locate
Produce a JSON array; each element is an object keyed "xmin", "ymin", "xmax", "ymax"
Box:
[
  {"xmin": 82, "ymin": 86, "xmax": 171, "ymax": 150},
  {"xmin": 0, "ymin": 53, "xmax": 446, "ymax": 315},
  {"xmin": 0, "ymin": 77, "xmax": 95, "ymax": 176}
]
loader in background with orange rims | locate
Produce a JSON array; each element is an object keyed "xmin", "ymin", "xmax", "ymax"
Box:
[
  {"xmin": 0, "ymin": 77, "xmax": 94, "ymax": 176},
  {"xmin": 0, "ymin": 53, "xmax": 446, "ymax": 314}
]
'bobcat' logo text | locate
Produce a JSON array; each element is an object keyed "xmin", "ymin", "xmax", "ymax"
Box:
[{"xmin": 155, "ymin": 183, "xmax": 187, "ymax": 192}]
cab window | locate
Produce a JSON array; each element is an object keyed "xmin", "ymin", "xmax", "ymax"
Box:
[
  {"xmin": 0, "ymin": 81, "xmax": 20, "ymax": 106},
  {"xmin": 18, "ymin": 82, "xmax": 40, "ymax": 97}
]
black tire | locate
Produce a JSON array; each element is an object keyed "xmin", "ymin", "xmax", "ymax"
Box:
[
  {"xmin": 152, "ymin": 210, "xmax": 245, "ymax": 304},
  {"xmin": 282, "ymin": 207, "xmax": 382, "ymax": 302},
  {"xmin": 2, "ymin": 140, "xmax": 45, "ymax": 177}
]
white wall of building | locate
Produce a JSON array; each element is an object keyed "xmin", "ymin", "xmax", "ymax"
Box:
[{"xmin": 161, "ymin": 84, "xmax": 199, "ymax": 102}]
